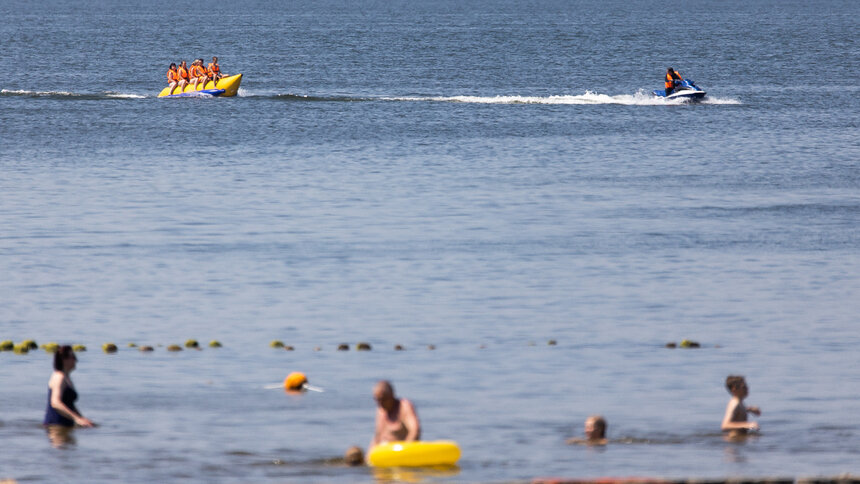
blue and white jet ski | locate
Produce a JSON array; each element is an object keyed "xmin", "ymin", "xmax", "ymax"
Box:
[{"xmin": 653, "ymin": 79, "xmax": 706, "ymax": 101}]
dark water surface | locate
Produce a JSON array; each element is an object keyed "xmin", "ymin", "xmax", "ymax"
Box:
[{"xmin": 1, "ymin": 0, "xmax": 859, "ymax": 483}]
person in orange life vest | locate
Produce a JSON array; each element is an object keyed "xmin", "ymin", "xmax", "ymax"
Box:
[
  {"xmin": 166, "ymin": 63, "xmax": 180, "ymax": 95},
  {"xmin": 189, "ymin": 59, "xmax": 210, "ymax": 89},
  {"xmin": 665, "ymin": 67, "xmax": 683, "ymax": 96},
  {"xmin": 187, "ymin": 59, "xmax": 201, "ymax": 88},
  {"xmin": 176, "ymin": 60, "xmax": 191, "ymax": 92},
  {"xmin": 207, "ymin": 56, "xmax": 225, "ymax": 84}
]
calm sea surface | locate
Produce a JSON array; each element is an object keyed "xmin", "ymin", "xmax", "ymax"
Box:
[{"xmin": 1, "ymin": 0, "xmax": 859, "ymax": 483}]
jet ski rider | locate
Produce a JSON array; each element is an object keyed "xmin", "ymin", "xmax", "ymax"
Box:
[{"xmin": 665, "ymin": 67, "xmax": 683, "ymax": 96}]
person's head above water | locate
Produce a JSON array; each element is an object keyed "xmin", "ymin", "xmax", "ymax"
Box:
[
  {"xmin": 344, "ymin": 446, "xmax": 364, "ymax": 466},
  {"xmin": 726, "ymin": 375, "xmax": 748, "ymax": 398},
  {"xmin": 585, "ymin": 415, "xmax": 607, "ymax": 440},
  {"xmin": 53, "ymin": 345, "xmax": 77, "ymax": 373},
  {"xmin": 373, "ymin": 380, "xmax": 397, "ymax": 412}
]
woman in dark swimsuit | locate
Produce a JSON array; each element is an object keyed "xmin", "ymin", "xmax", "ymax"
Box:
[{"xmin": 44, "ymin": 345, "xmax": 95, "ymax": 428}]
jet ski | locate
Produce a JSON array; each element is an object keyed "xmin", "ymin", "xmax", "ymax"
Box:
[{"xmin": 652, "ymin": 79, "xmax": 706, "ymax": 101}]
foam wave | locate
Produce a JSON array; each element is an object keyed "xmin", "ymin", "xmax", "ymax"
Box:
[
  {"xmin": 1, "ymin": 89, "xmax": 77, "ymax": 97},
  {"xmin": 385, "ymin": 91, "xmax": 741, "ymax": 106},
  {"xmin": 105, "ymin": 92, "xmax": 146, "ymax": 99},
  {"xmin": 1, "ymin": 89, "xmax": 148, "ymax": 99},
  {"xmin": 1, "ymin": 88, "xmax": 740, "ymax": 105}
]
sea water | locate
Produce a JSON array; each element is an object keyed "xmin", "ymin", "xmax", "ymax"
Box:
[{"xmin": 1, "ymin": 0, "xmax": 859, "ymax": 482}]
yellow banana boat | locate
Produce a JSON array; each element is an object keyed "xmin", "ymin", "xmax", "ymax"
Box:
[
  {"xmin": 367, "ymin": 440, "xmax": 461, "ymax": 467},
  {"xmin": 157, "ymin": 73, "xmax": 242, "ymax": 98}
]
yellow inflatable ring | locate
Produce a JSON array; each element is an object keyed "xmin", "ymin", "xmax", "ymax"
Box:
[{"xmin": 367, "ymin": 440, "xmax": 460, "ymax": 467}]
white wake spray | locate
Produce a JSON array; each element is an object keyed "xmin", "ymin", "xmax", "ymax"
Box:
[{"xmin": 384, "ymin": 90, "xmax": 740, "ymax": 105}]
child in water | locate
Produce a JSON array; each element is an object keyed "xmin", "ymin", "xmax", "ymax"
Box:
[
  {"xmin": 721, "ymin": 375, "xmax": 761, "ymax": 436},
  {"xmin": 566, "ymin": 415, "xmax": 608, "ymax": 446}
]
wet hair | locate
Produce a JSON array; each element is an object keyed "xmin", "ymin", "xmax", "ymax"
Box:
[
  {"xmin": 587, "ymin": 415, "xmax": 607, "ymax": 438},
  {"xmin": 53, "ymin": 345, "xmax": 74, "ymax": 371},
  {"xmin": 668, "ymin": 67, "xmax": 674, "ymax": 71},
  {"xmin": 344, "ymin": 446, "xmax": 364, "ymax": 466},
  {"xmin": 726, "ymin": 375, "xmax": 746, "ymax": 393},
  {"xmin": 169, "ymin": 63, "xmax": 176, "ymax": 68}
]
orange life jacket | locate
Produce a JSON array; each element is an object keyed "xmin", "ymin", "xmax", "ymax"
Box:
[
  {"xmin": 665, "ymin": 70, "xmax": 682, "ymax": 89},
  {"xmin": 178, "ymin": 66, "xmax": 190, "ymax": 80},
  {"xmin": 208, "ymin": 63, "xmax": 220, "ymax": 75},
  {"xmin": 167, "ymin": 68, "xmax": 178, "ymax": 83}
]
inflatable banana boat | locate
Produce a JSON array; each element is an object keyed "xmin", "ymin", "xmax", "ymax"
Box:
[
  {"xmin": 157, "ymin": 73, "xmax": 242, "ymax": 98},
  {"xmin": 367, "ymin": 440, "xmax": 461, "ymax": 467}
]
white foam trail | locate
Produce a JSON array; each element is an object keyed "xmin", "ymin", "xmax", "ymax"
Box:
[
  {"xmin": 385, "ymin": 90, "xmax": 741, "ymax": 106},
  {"xmin": 1, "ymin": 89, "xmax": 76, "ymax": 96},
  {"xmin": 700, "ymin": 96, "xmax": 742, "ymax": 105},
  {"xmin": 105, "ymin": 92, "xmax": 146, "ymax": 99},
  {"xmin": 263, "ymin": 383, "xmax": 325, "ymax": 392}
]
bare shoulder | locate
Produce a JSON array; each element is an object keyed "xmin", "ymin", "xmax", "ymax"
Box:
[
  {"xmin": 48, "ymin": 371, "xmax": 66, "ymax": 388},
  {"xmin": 401, "ymin": 399, "xmax": 417, "ymax": 413}
]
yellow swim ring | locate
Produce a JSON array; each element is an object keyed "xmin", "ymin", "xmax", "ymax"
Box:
[{"xmin": 367, "ymin": 440, "xmax": 460, "ymax": 467}]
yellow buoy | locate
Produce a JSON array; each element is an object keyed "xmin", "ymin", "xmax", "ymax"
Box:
[{"xmin": 42, "ymin": 342, "xmax": 59, "ymax": 353}]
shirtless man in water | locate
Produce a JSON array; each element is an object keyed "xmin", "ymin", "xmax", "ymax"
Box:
[{"xmin": 370, "ymin": 380, "xmax": 421, "ymax": 449}]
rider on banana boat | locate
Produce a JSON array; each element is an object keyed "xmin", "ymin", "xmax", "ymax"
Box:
[
  {"xmin": 166, "ymin": 63, "xmax": 180, "ymax": 95},
  {"xmin": 189, "ymin": 59, "xmax": 210, "ymax": 89},
  {"xmin": 176, "ymin": 60, "xmax": 191, "ymax": 92},
  {"xmin": 207, "ymin": 56, "xmax": 225, "ymax": 83}
]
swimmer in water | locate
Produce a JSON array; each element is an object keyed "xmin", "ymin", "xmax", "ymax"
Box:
[
  {"xmin": 567, "ymin": 415, "xmax": 608, "ymax": 446},
  {"xmin": 44, "ymin": 345, "xmax": 95, "ymax": 428},
  {"xmin": 721, "ymin": 375, "xmax": 761, "ymax": 438},
  {"xmin": 370, "ymin": 380, "xmax": 421, "ymax": 451},
  {"xmin": 344, "ymin": 446, "xmax": 364, "ymax": 466}
]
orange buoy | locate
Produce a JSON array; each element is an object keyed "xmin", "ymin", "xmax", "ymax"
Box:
[{"xmin": 284, "ymin": 372, "xmax": 308, "ymax": 391}]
